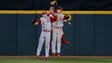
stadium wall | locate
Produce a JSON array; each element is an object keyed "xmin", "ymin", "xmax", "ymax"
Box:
[{"xmin": 0, "ymin": 11, "xmax": 112, "ymax": 56}]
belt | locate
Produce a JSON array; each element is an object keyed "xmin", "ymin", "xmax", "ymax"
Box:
[
  {"xmin": 42, "ymin": 30, "xmax": 51, "ymax": 32},
  {"xmin": 54, "ymin": 27, "xmax": 62, "ymax": 29}
]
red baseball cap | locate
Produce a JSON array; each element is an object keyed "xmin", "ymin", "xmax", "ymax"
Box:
[{"xmin": 42, "ymin": 11, "xmax": 47, "ymax": 15}]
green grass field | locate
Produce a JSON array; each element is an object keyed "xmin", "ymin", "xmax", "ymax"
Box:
[{"xmin": 0, "ymin": 56, "xmax": 112, "ymax": 63}]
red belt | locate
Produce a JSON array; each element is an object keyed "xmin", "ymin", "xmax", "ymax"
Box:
[
  {"xmin": 54, "ymin": 27, "xmax": 62, "ymax": 29},
  {"xmin": 42, "ymin": 30, "xmax": 51, "ymax": 32}
]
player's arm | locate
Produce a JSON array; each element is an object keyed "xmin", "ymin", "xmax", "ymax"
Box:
[
  {"xmin": 49, "ymin": 0, "xmax": 58, "ymax": 22},
  {"xmin": 32, "ymin": 19, "xmax": 41, "ymax": 26},
  {"xmin": 49, "ymin": 7, "xmax": 54, "ymax": 13},
  {"xmin": 63, "ymin": 14, "xmax": 70, "ymax": 22},
  {"xmin": 50, "ymin": 14, "xmax": 57, "ymax": 22},
  {"xmin": 63, "ymin": 14, "xmax": 71, "ymax": 25},
  {"xmin": 49, "ymin": 0, "xmax": 57, "ymax": 14}
]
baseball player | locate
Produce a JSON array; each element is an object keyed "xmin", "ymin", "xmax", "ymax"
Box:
[
  {"xmin": 51, "ymin": 7, "xmax": 71, "ymax": 57},
  {"xmin": 50, "ymin": 0, "xmax": 70, "ymax": 45},
  {"xmin": 32, "ymin": 11, "xmax": 56, "ymax": 61}
]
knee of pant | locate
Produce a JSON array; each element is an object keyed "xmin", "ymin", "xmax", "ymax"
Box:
[
  {"xmin": 57, "ymin": 38, "xmax": 61, "ymax": 42},
  {"xmin": 57, "ymin": 41, "xmax": 61, "ymax": 44},
  {"xmin": 62, "ymin": 31, "xmax": 64, "ymax": 34},
  {"xmin": 39, "ymin": 37, "xmax": 43, "ymax": 40},
  {"xmin": 39, "ymin": 39, "xmax": 42, "ymax": 42},
  {"xmin": 52, "ymin": 38, "xmax": 56, "ymax": 41}
]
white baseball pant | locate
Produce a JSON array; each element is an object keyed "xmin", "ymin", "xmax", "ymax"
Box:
[
  {"xmin": 36, "ymin": 31, "xmax": 51, "ymax": 57},
  {"xmin": 52, "ymin": 28, "xmax": 63, "ymax": 54}
]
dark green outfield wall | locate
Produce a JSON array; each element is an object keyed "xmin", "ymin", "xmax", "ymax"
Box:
[{"xmin": 0, "ymin": 14, "xmax": 112, "ymax": 56}]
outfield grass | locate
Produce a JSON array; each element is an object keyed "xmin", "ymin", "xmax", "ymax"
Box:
[{"xmin": 0, "ymin": 56, "xmax": 112, "ymax": 63}]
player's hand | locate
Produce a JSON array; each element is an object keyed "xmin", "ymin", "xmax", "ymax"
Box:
[
  {"xmin": 34, "ymin": 22, "xmax": 38, "ymax": 25},
  {"xmin": 64, "ymin": 20, "xmax": 71, "ymax": 26},
  {"xmin": 67, "ymin": 22, "xmax": 71, "ymax": 26},
  {"xmin": 50, "ymin": 0, "xmax": 57, "ymax": 6},
  {"xmin": 32, "ymin": 17, "xmax": 37, "ymax": 24},
  {"xmin": 64, "ymin": 20, "xmax": 67, "ymax": 22}
]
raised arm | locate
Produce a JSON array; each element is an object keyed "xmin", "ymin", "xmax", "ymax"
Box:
[
  {"xmin": 63, "ymin": 14, "xmax": 71, "ymax": 22},
  {"xmin": 49, "ymin": 0, "xmax": 57, "ymax": 14},
  {"xmin": 63, "ymin": 14, "xmax": 72, "ymax": 25}
]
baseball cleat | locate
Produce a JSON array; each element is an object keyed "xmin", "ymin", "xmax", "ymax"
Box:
[
  {"xmin": 52, "ymin": 53, "xmax": 56, "ymax": 57},
  {"xmin": 35, "ymin": 55, "xmax": 39, "ymax": 59},
  {"xmin": 44, "ymin": 57, "xmax": 48, "ymax": 61},
  {"xmin": 63, "ymin": 41, "xmax": 70, "ymax": 45},
  {"xmin": 56, "ymin": 53, "xmax": 60, "ymax": 58}
]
